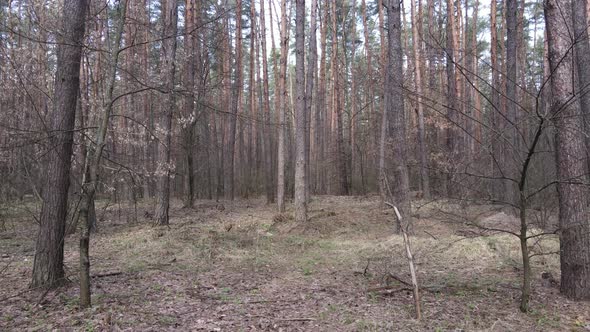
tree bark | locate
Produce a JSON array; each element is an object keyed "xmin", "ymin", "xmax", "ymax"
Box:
[
  {"xmin": 545, "ymin": 0, "xmax": 590, "ymax": 300},
  {"xmin": 181, "ymin": 0, "xmax": 197, "ymax": 208},
  {"xmin": 277, "ymin": 0, "xmax": 288, "ymax": 212},
  {"xmin": 225, "ymin": 0, "xmax": 242, "ymax": 201},
  {"xmin": 444, "ymin": 0, "xmax": 459, "ymax": 198},
  {"xmin": 31, "ymin": 0, "xmax": 88, "ymax": 289},
  {"xmin": 504, "ymin": 0, "xmax": 518, "ymax": 206},
  {"xmin": 490, "ymin": 0, "xmax": 503, "ymax": 201},
  {"xmin": 259, "ymin": 0, "xmax": 275, "ymax": 204},
  {"xmin": 305, "ymin": 0, "xmax": 317, "ymax": 202},
  {"xmin": 386, "ymin": 0, "xmax": 412, "ymax": 232},
  {"xmin": 154, "ymin": 0, "xmax": 178, "ymax": 225},
  {"xmin": 572, "ymin": 0, "xmax": 590, "ymax": 170},
  {"xmin": 411, "ymin": 0, "xmax": 430, "ymax": 199},
  {"xmin": 294, "ymin": 0, "xmax": 306, "ymax": 222},
  {"xmin": 79, "ymin": 0, "xmax": 127, "ymax": 308},
  {"xmin": 331, "ymin": 0, "xmax": 349, "ymax": 195}
]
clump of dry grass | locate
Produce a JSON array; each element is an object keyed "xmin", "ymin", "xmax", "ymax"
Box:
[{"xmin": 272, "ymin": 213, "xmax": 293, "ymax": 224}]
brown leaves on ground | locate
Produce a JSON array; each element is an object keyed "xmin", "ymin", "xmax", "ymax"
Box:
[{"xmin": 0, "ymin": 196, "xmax": 589, "ymax": 331}]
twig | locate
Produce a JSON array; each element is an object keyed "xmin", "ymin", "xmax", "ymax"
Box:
[
  {"xmin": 368, "ymin": 286, "xmax": 414, "ymax": 293},
  {"xmin": 388, "ymin": 203, "xmax": 422, "ymax": 320},
  {"xmin": 91, "ymin": 271, "xmax": 123, "ymax": 278},
  {"xmin": 363, "ymin": 258, "xmax": 371, "ymax": 276},
  {"xmin": 36, "ymin": 288, "xmax": 51, "ymax": 305},
  {"xmin": 277, "ymin": 318, "xmax": 316, "ymax": 322},
  {"xmin": 388, "ymin": 273, "xmax": 413, "ymax": 287},
  {"xmin": 423, "ymin": 230, "xmax": 438, "ymax": 240}
]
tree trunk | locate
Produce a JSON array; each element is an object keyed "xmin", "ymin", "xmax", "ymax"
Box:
[
  {"xmin": 504, "ymin": 0, "xmax": 518, "ymax": 206},
  {"xmin": 490, "ymin": 0, "xmax": 503, "ymax": 201},
  {"xmin": 361, "ymin": 0, "xmax": 373, "ymax": 194},
  {"xmin": 277, "ymin": 0, "xmax": 288, "ymax": 212},
  {"xmin": 31, "ymin": 0, "xmax": 88, "ymax": 289},
  {"xmin": 445, "ymin": 0, "xmax": 458, "ymax": 198},
  {"xmin": 411, "ymin": 0, "xmax": 430, "ymax": 199},
  {"xmin": 259, "ymin": 0, "xmax": 275, "ymax": 204},
  {"xmin": 331, "ymin": 0, "xmax": 349, "ymax": 195},
  {"xmin": 154, "ymin": 0, "xmax": 178, "ymax": 225},
  {"xmin": 545, "ymin": 0, "xmax": 590, "ymax": 300},
  {"xmin": 225, "ymin": 0, "xmax": 242, "ymax": 201},
  {"xmin": 572, "ymin": 0, "xmax": 590, "ymax": 170},
  {"xmin": 248, "ymin": 0, "xmax": 257, "ymax": 196},
  {"xmin": 305, "ymin": 0, "xmax": 317, "ymax": 202},
  {"xmin": 386, "ymin": 0, "xmax": 412, "ymax": 232},
  {"xmin": 182, "ymin": 0, "xmax": 197, "ymax": 208},
  {"xmin": 79, "ymin": 0, "xmax": 127, "ymax": 308},
  {"xmin": 378, "ymin": 0, "xmax": 387, "ymax": 202},
  {"xmin": 294, "ymin": 0, "xmax": 306, "ymax": 222},
  {"xmin": 316, "ymin": 1, "xmax": 329, "ymax": 195}
]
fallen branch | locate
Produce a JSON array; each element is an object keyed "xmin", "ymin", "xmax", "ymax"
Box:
[
  {"xmin": 423, "ymin": 230, "xmax": 438, "ymax": 240},
  {"xmin": 91, "ymin": 271, "xmax": 123, "ymax": 278},
  {"xmin": 387, "ymin": 203, "xmax": 422, "ymax": 320},
  {"xmin": 388, "ymin": 273, "xmax": 413, "ymax": 287},
  {"xmin": 277, "ymin": 318, "xmax": 316, "ymax": 322},
  {"xmin": 368, "ymin": 286, "xmax": 414, "ymax": 293}
]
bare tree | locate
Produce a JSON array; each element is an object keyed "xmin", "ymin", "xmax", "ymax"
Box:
[
  {"xmin": 78, "ymin": 0, "xmax": 127, "ymax": 308},
  {"xmin": 154, "ymin": 0, "xmax": 179, "ymax": 225}
]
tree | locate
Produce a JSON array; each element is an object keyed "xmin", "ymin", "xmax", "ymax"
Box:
[
  {"xmin": 181, "ymin": 0, "xmax": 199, "ymax": 208},
  {"xmin": 79, "ymin": 0, "xmax": 127, "ymax": 307},
  {"xmin": 331, "ymin": 0, "xmax": 349, "ymax": 195},
  {"xmin": 445, "ymin": 0, "xmax": 460, "ymax": 197},
  {"xmin": 572, "ymin": 0, "xmax": 590, "ymax": 163},
  {"xmin": 410, "ymin": 0, "xmax": 430, "ymax": 199},
  {"xmin": 385, "ymin": 0, "xmax": 411, "ymax": 232},
  {"xmin": 545, "ymin": 0, "xmax": 590, "ymax": 300},
  {"xmin": 225, "ymin": 0, "xmax": 242, "ymax": 201},
  {"xmin": 277, "ymin": 0, "xmax": 288, "ymax": 213},
  {"xmin": 294, "ymin": 0, "xmax": 306, "ymax": 222},
  {"xmin": 305, "ymin": 0, "xmax": 318, "ymax": 201},
  {"xmin": 154, "ymin": 0, "xmax": 179, "ymax": 225},
  {"xmin": 259, "ymin": 0, "xmax": 275, "ymax": 204},
  {"xmin": 31, "ymin": 0, "xmax": 88, "ymax": 288},
  {"xmin": 504, "ymin": 0, "xmax": 518, "ymax": 205},
  {"xmin": 490, "ymin": 0, "xmax": 503, "ymax": 201}
]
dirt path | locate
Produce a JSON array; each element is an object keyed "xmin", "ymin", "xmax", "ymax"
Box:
[{"xmin": 1, "ymin": 196, "xmax": 588, "ymax": 331}]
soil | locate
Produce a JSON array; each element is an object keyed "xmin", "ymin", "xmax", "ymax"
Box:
[{"xmin": 1, "ymin": 195, "xmax": 589, "ymax": 331}]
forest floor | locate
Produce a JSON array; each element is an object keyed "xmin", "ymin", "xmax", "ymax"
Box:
[{"xmin": 1, "ymin": 195, "xmax": 589, "ymax": 331}]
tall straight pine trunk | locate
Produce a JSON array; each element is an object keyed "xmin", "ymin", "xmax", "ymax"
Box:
[
  {"xmin": 545, "ymin": 0, "xmax": 590, "ymax": 300},
  {"xmin": 385, "ymin": 0, "xmax": 412, "ymax": 232},
  {"xmin": 294, "ymin": 0, "xmax": 306, "ymax": 222}
]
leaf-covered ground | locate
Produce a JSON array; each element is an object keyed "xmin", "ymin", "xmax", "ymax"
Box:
[{"xmin": 1, "ymin": 195, "xmax": 589, "ymax": 331}]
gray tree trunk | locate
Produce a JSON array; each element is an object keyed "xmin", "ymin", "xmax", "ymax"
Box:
[
  {"xmin": 294, "ymin": 0, "xmax": 306, "ymax": 222},
  {"xmin": 305, "ymin": 0, "xmax": 317, "ymax": 202},
  {"xmin": 277, "ymin": 0, "xmax": 288, "ymax": 213},
  {"xmin": 154, "ymin": 0, "xmax": 179, "ymax": 225},
  {"xmin": 79, "ymin": 0, "xmax": 127, "ymax": 308},
  {"xmin": 225, "ymin": 0, "xmax": 242, "ymax": 201},
  {"xmin": 31, "ymin": 0, "xmax": 88, "ymax": 288},
  {"xmin": 386, "ymin": 0, "xmax": 411, "ymax": 232}
]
